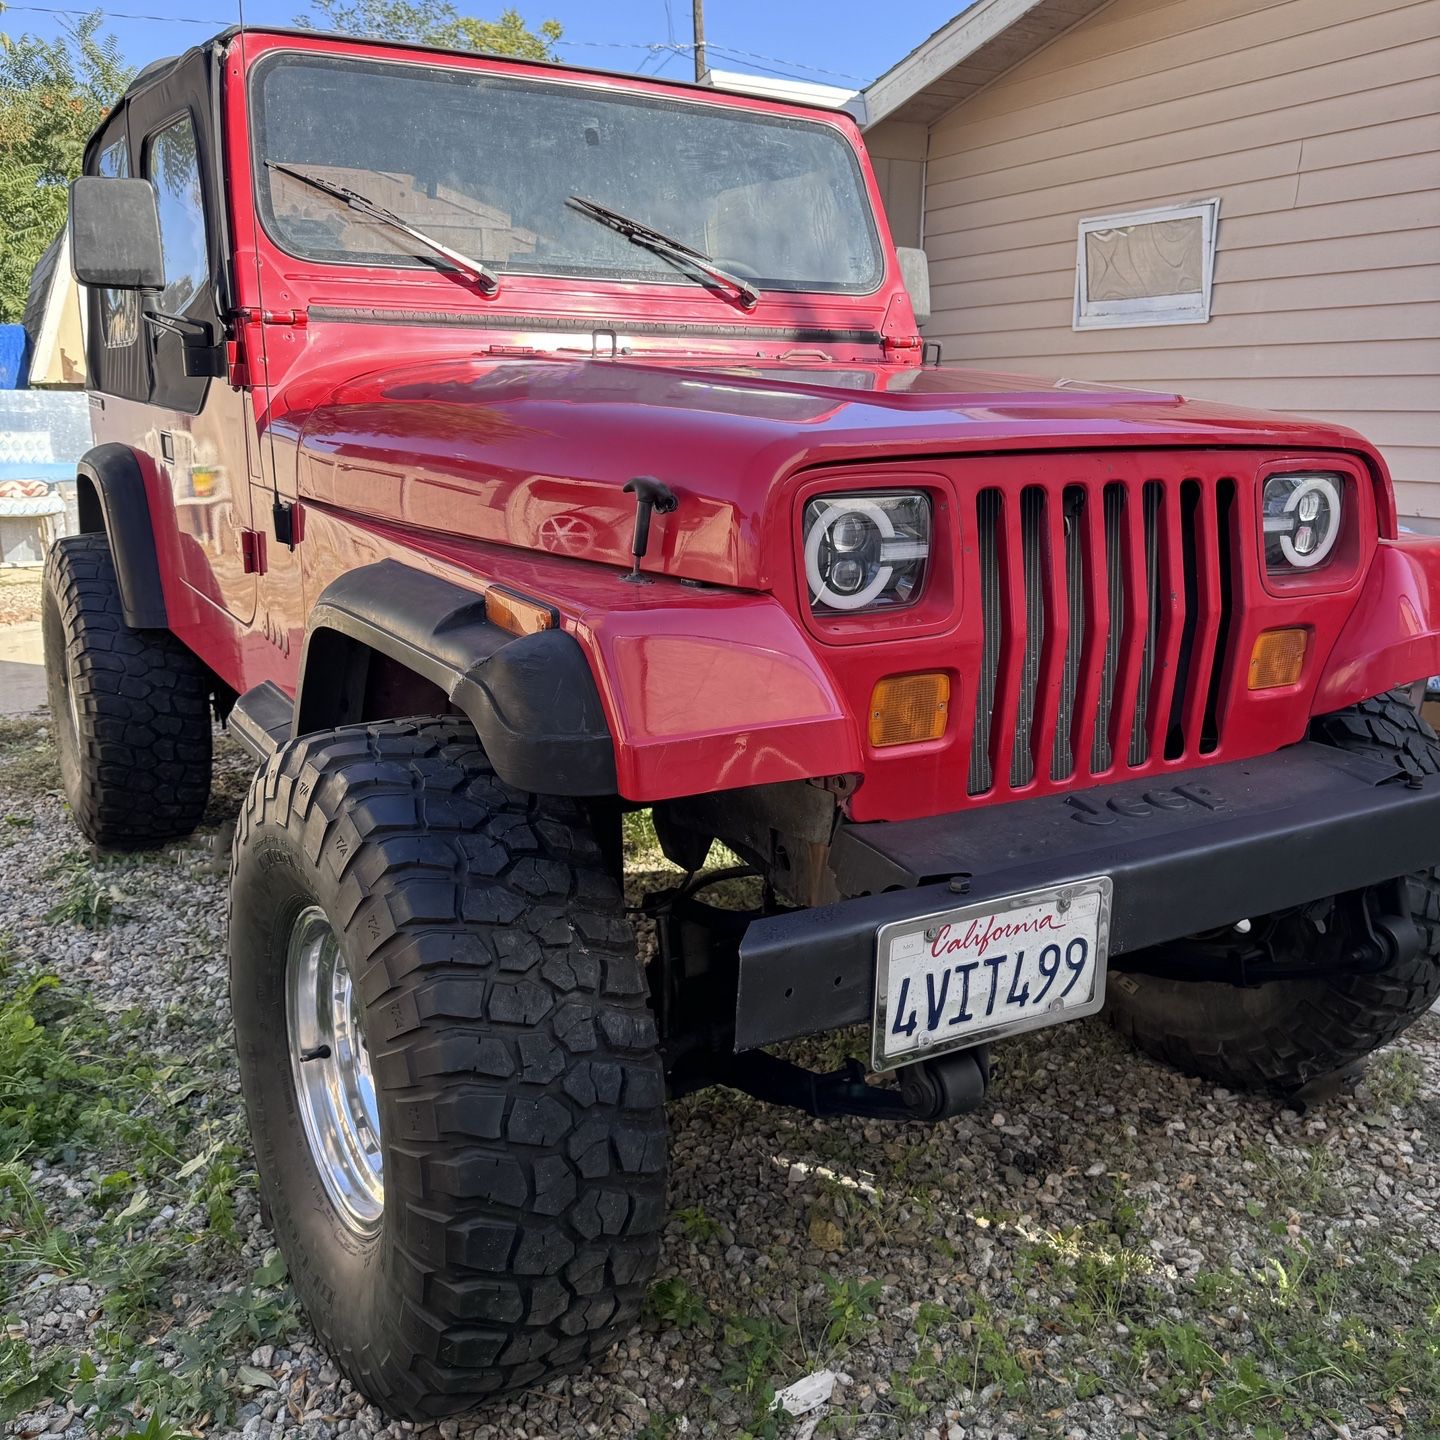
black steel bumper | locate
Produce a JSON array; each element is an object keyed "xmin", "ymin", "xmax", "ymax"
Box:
[{"xmin": 735, "ymin": 742, "xmax": 1440, "ymax": 1051}]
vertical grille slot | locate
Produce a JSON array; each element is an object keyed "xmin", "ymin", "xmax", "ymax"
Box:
[
  {"xmin": 1127, "ymin": 481, "xmax": 1164, "ymax": 766},
  {"xmin": 1201, "ymin": 478, "xmax": 1237, "ymax": 753},
  {"xmin": 1011, "ymin": 487, "xmax": 1047, "ymax": 787},
  {"xmin": 1050, "ymin": 486, "xmax": 1086, "ymax": 782},
  {"xmin": 1163, "ymin": 480, "xmax": 1203, "ymax": 759},
  {"xmin": 1091, "ymin": 483, "xmax": 1127, "ymax": 772},
  {"xmin": 968, "ymin": 488, "xmax": 1003, "ymax": 795}
]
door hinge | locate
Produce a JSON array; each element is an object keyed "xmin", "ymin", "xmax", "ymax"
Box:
[
  {"xmin": 240, "ymin": 528, "xmax": 268, "ymax": 575},
  {"xmin": 225, "ymin": 335, "xmax": 250, "ymax": 388},
  {"xmin": 881, "ymin": 333, "xmax": 923, "ymax": 358},
  {"xmin": 237, "ymin": 307, "xmax": 309, "ymax": 328},
  {"xmin": 227, "ymin": 309, "xmax": 309, "ymax": 388}
]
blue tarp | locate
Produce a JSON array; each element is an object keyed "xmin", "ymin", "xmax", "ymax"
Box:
[
  {"xmin": 0, "ymin": 461, "xmax": 73, "ymax": 482},
  {"xmin": 0, "ymin": 326, "xmax": 30, "ymax": 389}
]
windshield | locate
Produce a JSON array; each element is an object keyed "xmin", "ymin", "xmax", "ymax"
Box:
[{"xmin": 250, "ymin": 52, "xmax": 883, "ymax": 295}]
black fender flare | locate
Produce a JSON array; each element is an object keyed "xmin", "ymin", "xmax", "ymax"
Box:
[
  {"xmin": 296, "ymin": 560, "xmax": 618, "ymax": 796},
  {"xmin": 75, "ymin": 443, "xmax": 168, "ymax": 629}
]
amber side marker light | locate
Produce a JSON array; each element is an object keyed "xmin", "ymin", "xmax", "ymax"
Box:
[
  {"xmin": 869, "ymin": 672, "xmax": 950, "ymax": 747},
  {"xmin": 485, "ymin": 586, "xmax": 556, "ymax": 637},
  {"xmin": 1248, "ymin": 627, "xmax": 1308, "ymax": 690}
]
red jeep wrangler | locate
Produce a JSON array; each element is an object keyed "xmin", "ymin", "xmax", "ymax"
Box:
[{"xmin": 48, "ymin": 25, "xmax": 1440, "ymax": 1418}]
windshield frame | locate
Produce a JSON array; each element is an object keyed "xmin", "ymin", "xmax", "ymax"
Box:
[{"xmin": 245, "ymin": 47, "xmax": 887, "ymax": 299}]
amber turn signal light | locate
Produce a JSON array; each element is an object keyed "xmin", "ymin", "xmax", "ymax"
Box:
[
  {"xmin": 869, "ymin": 672, "xmax": 950, "ymax": 747},
  {"xmin": 1247, "ymin": 627, "xmax": 1308, "ymax": 690},
  {"xmin": 485, "ymin": 586, "xmax": 556, "ymax": 637}
]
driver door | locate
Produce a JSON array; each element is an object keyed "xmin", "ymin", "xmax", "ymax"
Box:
[{"xmin": 123, "ymin": 63, "xmax": 257, "ymax": 626}]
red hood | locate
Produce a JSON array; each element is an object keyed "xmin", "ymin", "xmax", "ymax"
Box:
[{"xmin": 290, "ymin": 354, "xmax": 1385, "ymax": 589}]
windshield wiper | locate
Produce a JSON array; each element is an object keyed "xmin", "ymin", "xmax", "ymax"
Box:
[
  {"xmin": 566, "ymin": 195, "xmax": 759, "ymax": 309},
  {"xmin": 266, "ymin": 161, "xmax": 500, "ymax": 294}
]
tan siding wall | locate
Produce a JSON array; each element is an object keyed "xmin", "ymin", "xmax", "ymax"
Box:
[
  {"xmin": 920, "ymin": 0, "xmax": 1440, "ymax": 517},
  {"xmin": 866, "ymin": 119, "xmax": 929, "ymax": 248}
]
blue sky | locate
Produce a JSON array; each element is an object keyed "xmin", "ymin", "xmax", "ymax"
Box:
[{"xmin": 5, "ymin": 0, "xmax": 965, "ymax": 89}]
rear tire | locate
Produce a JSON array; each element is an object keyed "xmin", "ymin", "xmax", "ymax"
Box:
[
  {"xmin": 41, "ymin": 532, "xmax": 212, "ymax": 846},
  {"xmin": 229, "ymin": 718, "xmax": 666, "ymax": 1420},
  {"xmin": 1108, "ymin": 692, "xmax": 1440, "ymax": 1093}
]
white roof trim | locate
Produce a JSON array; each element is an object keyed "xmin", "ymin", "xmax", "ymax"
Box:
[{"xmin": 705, "ymin": 69, "xmax": 864, "ymax": 119}]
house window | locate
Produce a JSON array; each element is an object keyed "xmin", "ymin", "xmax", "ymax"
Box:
[{"xmin": 1074, "ymin": 199, "xmax": 1219, "ymax": 330}]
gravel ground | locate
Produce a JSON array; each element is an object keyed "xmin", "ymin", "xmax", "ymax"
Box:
[{"xmin": 1, "ymin": 715, "xmax": 1438, "ymax": 1440}]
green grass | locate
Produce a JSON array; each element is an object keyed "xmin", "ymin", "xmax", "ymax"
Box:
[
  {"xmin": 646, "ymin": 1276, "xmax": 713, "ymax": 1334},
  {"xmin": 1240, "ymin": 1141, "xmax": 1342, "ymax": 1215},
  {"xmin": 43, "ymin": 849, "xmax": 129, "ymax": 928},
  {"xmin": 1111, "ymin": 1238, "xmax": 1440, "ymax": 1435},
  {"xmin": 0, "ymin": 967, "xmax": 122, "ymax": 1155},
  {"xmin": 0, "ymin": 717, "xmax": 60, "ymax": 798},
  {"xmin": 819, "ymin": 1273, "xmax": 882, "ymax": 1350},
  {"xmin": 1367, "ymin": 1047, "xmax": 1425, "ymax": 1111},
  {"xmin": 0, "ymin": 941, "xmax": 296, "ymax": 1435}
]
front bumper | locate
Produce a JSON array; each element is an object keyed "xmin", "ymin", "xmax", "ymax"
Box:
[{"xmin": 735, "ymin": 741, "xmax": 1440, "ymax": 1051}]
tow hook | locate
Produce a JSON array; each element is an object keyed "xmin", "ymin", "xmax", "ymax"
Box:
[{"xmin": 897, "ymin": 1047, "xmax": 991, "ymax": 1121}]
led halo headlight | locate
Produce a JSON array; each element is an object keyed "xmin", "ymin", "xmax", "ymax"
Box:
[
  {"xmin": 803, "ymin": 492, "xmax": 931, "ymax": 614},
  {"xmin": 1262, "ymin": 472, "xmax": 1344, "ymax": 572}
]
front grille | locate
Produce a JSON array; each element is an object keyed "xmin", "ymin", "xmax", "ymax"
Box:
[{"xmin": 967, "ymin": 470, "xmax": 1236, "ymax": 797}]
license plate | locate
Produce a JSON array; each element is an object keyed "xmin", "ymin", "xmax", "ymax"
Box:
[{"xmin": 871, "ymin": 876, "xmax": 1113, "ymax": 1072}]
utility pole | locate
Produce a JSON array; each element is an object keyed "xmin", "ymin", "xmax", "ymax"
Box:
[{"xmin": 692, "ymin": 0, "xmax": 707, "ymax": 83}]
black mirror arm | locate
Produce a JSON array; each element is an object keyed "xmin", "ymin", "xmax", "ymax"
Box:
[
  {"xmin": 143, "ymin": 308, "xmax": 224, "ymax": 378},
  {"xmin": 143, "ymin": 308, "xmax": 213, "ymax": 342},
  {"xmin": 622, "ymin": 476, "xmax": 679, "ymax": 583}
]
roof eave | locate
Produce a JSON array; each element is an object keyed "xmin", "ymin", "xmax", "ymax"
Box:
[{"xmin": 863, "ymin": 0, "xmax": 1111, "ymax": 129}]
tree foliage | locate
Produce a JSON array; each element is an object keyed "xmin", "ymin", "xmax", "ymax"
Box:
[
  {"xmin": 294, "ymin": 0, "xmax": 562, "ymax": 58},
  {"xmin": 0, "ymin": 10, "xmax": 133, "ymax": 322}
]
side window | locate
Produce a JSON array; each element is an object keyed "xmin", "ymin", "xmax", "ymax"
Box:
[
  {"xmin": 96, "ymin": 138, "xmax": 139, "ymax": 348},
  {"xmin": 145, "ymin": 114, "xmax": 209, "ymax": 314}
]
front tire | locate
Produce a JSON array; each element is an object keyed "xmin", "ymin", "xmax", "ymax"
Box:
[
  {"xmin": 1108, "ymin": 692, "xmax": 1440, "ymax": 1093},
  {"xmin": 41, "ymin": 532, "xmax": 212, "ymax": 846},
  {"xmin": 229, "ymin": 719, "xmax": 666, "ymax": 1420}
]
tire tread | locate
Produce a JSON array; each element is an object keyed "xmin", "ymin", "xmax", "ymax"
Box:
[
  {"xmin": 42, "ymin": 533, "xmax": 211, "ymax": 845},
  {"xmin": 1108, "ymin": 691, "xmax": 1440, "ymax": 1092},
  {"xmin": 232, "ymin": 717, "xmax": 664, "ymax": 1420}
]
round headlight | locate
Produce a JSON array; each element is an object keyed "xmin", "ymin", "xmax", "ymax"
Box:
[
  {"xmin": 803, "ymin": 493, "xmax": 930, "ymax": 614},
  {"xmin": 1262, "ymin": 473, "xmax": 1343, "ymax": 571}
]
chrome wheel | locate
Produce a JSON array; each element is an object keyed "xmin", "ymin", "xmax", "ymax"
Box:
[
  {"xmin": 285, "ymin": 906, "xmax": 384, "ymax": 1233},
  {"xmin": 64, "ymin": 647, "xmax": 82, "ymax": 745}
]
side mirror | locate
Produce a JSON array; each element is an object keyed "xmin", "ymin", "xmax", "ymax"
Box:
[
  {"xmin": 69, "ymin": 176, "xmax": 165, "ymax": 290},
  {"xmin": 896, "ymin": 246, "xmax": 931, "ymax": 328}
]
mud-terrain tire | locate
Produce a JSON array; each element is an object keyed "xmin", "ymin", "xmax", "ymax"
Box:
[
  {"xmin": 1108, "ymin": 692, "xmax": 1440, "ymax": 1093},
  {"xmin": 41, "ymin": 532, "xmax": 211, "ymax": 846},
  {"xmin": 229, "ymin": 718, "xmax": 666, "ymax": 1420}
]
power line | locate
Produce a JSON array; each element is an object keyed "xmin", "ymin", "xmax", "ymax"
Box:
[
  {"xmin": 553, "ymin": 37, "xmax": 864, "ymax": 84},
  {"xmin": 0, "ymin": 5, "xmax": 868, "ymax": 85},
  {"xmin": 0, "ymin": 2, "xmax": 223, "ymax": 22},
  {"xmin": 705, "ymin": 44, "xmax": 860, "ymax": 85},
  {"xmin": 671, "ymin": 40, "xmax": 864, "ymax": 82}
]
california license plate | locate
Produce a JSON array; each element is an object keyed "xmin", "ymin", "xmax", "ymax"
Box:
[{"xmin": 871, "ymin": 876, "xmax": 1113, "ymax": 1072}]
